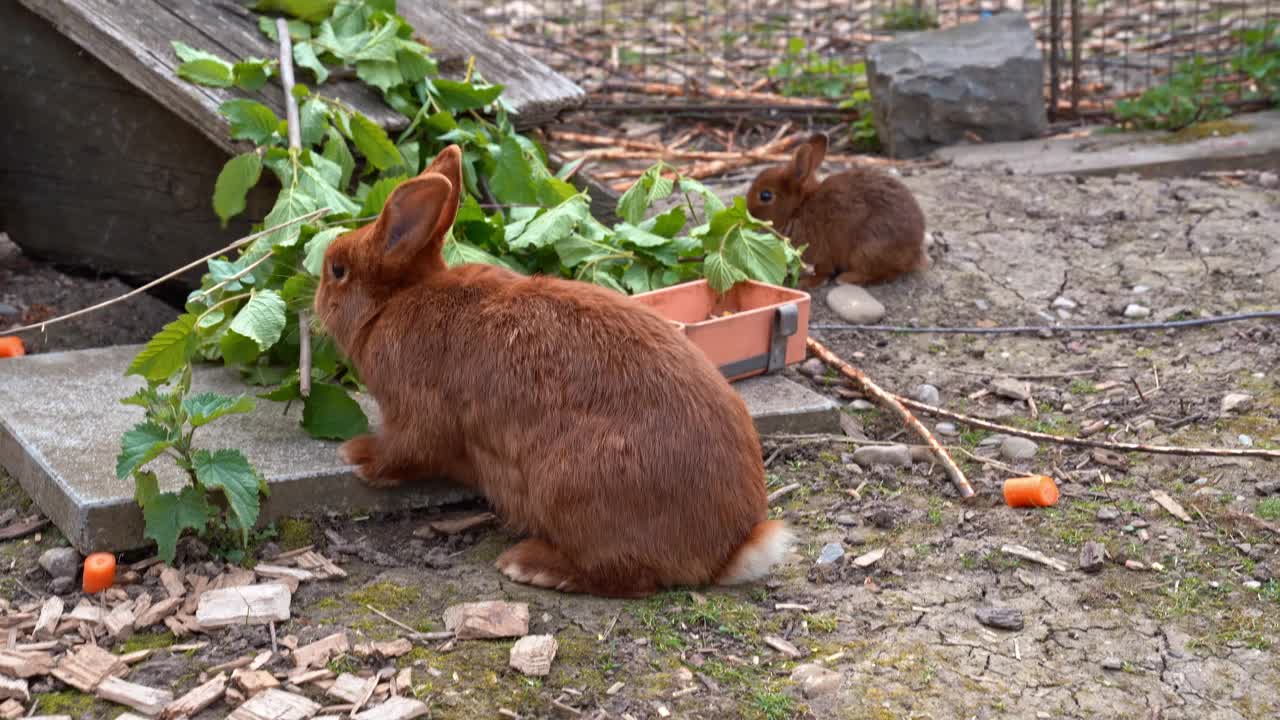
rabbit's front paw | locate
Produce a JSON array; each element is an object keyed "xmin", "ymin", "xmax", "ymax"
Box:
[{"xmin": 339, "ymin": 435, "xmax": 404, "ymax": 488}]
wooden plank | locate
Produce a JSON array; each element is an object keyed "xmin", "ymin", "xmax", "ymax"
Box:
[
  {"xmin": 19, "ymin": 0, "xmax": 581, "ymax": 162},
  {"xmin": 95, "ymin": 676, "xmax": 175, "ymax": 716},
  {"xmin": 33, "ymin": 597, "xmax": 64, "ymax": 640},
  {"xmin": 51, "ymin": 644, "xmax": 128, "ymax": 692},
  {"xmin": 352, "ymin": 697, "xmax": 429, "ymax": 720},
  {"xmin": 196, "ymin": 584, "xmax": 291, "ymax": 628},
  {"xmin": 226, "ymin": 688, "xmax": 320, "ymax": 720},
  {"xmin": 161, "ymin": 672, "xmax": 227, "ymax": 719}
]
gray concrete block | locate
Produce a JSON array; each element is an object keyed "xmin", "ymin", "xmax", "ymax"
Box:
[
  {"xmin": 0, "ymin": 346, "xmax": 838, "ymax": 553},
  {"xmin": 936, "ymin": 110, "xmax": 1280, "ymax": 178}
]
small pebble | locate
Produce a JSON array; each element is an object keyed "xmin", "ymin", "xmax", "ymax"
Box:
[
  {"xmin": 798, "ymin": 358, "xmax": 826, "ymax": 378},
  {"xmin": 1220, "ymin": 393, "xmax": 1253, "ymax": 415},
  {"xmin": 934, "ymin": 422, "xmax": 958, "ymax": 437},
  {"xmin": 1000, "ymin": 437, "xmax": 1038, "ymax": 460},
  {"xmin": 975, "ymin": 607, "xmax": 1024, "ymax": 631},
  {"xmin": 1051, "ymin": 296, "xmax": 1077, "ymax": 310},
  {"xmin": 1244, "ymin": 580, "xmax": 1262, "ymax": 590},
  {"xmin": 38, "ymin": 547, "xmax": 82, "ymax": 580},
  {"xmin": 911, "ymin": 384, "xmax": 940, "ymax": 406},
  {"xmin": 1079, "ymin": 542, "xmax": 1107, "ymax": 573},
  {"xmin": 849, "ymin": 399, "xmax": 875, "ymax": 411},
  {"xmin": 0, "ymin": 302, "xmax": 19, "ymax": 317},
  {"xmin": 826, "ymin": 285, "xmax": 886, "ymax": 324},
  {"xmin": 1132, "ymin": 285, "xmax": 1151, "ymax": 294},
  {"xmin": 1096, "ymin": 507, "xmax": 1120, "ymax": 522},
  {"xmin": 1124, "ymin": 304, "xmax": 1151, "ymax": 319},
  {"xmin": 851, "ymin": 444, "xmax": 913, "ymax": 468},
  {"xmin": 1101, "ymin": 657, "xmax": 1124, "ymax": 671},
  {"xmin": 832, "ymin": 513, "xmax": 858, "ymax": 527},
  {"xmin": 845, "ymin": 527, "xmax": 876, "ymax": 546}
]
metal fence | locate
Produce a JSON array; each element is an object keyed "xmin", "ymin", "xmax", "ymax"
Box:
[{"xmin": 456, "ymin": 0, "xmax": 1278, "ymax": 120}]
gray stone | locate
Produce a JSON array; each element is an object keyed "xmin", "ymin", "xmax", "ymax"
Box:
[
  {"xmin": 1220, "ymin": 393, "xmax": 1253, "ymax": 415},
  {"xmin": 0, "ymin": 302, "xmax": 18, "ymax": 317},
  {"xmin": 1096, "ymin": 507, "xmax": 1120, "ymax": 522},
  {"xmin": 1101, "ymin": 657, "xmax": 1124, "ymax": 671},
  {"xmin": 798, "ymin": 358, "xmax": 826, "ymax": 378},
  {"xmin": 1124, "ymin": 304, "xmax": 1152, "ymax": 319},
  {"xmin": 1079, "ymin": 541, "xmax": 1107, "ymax": 573},
  {"xmin": 0, "ymin": 346, "xmax": 838, "ymax": 552},
  {"xmin": 1243, "ymin": 580, "xmax": 1262, "ymax": 591},
  {"xmin": 866, "ymin": 13, "xmax": 1045, "ymax": 158},
  {"xmin": 816, "ymin": 543, "xmax": 845, "ymax": 566},
  {"xmin": 937, "ymin": 109, "xmax": 1280, "ymax": 179},
  {"xmin": 849, "ymin": 399, "xmax": 876, "ymax": 411},
  {"xmin": 846, "ymin": 527, "xmax": 876, "ymax": 546},
  {"xmin": 992, "ymin": 378, "xmax": 1031, "ymax": 401},
  {"xmin": 910, "ymin": 384, "xmax": 940, "ymax": 406},
  {"xmin": 1260, "ymin": 171, "xmax": 1279, "ymax": 188},
  {"xmin": 934, "ymin": 422, "xmax": 958, "ymax": 436},
  {"xmin": 38, "ymin": 547, "xmax": 81, "ymax": 579},
  {"xmin": 832, "ymin": 513, "xmax": 858, "ymax": 526},
  {"xmin": 1255, "ymin": 480, "xmax": 1280, "ymax": 496},
  {"xmin": 851, "ymin": 444, "xmax": 913, "ymax": 468},
  {"xmin": 825, "ymin": 285, "xmax": 885, "ymax": 324},
  {"xmin": 1051, "ymin": 296, "xmax": 1078, "ymax": 310},
  {"xmin": 1000, "ymin": 436, "xmax": 1038, "ymax": 460},
  {"xmin": 790, "ymin": 663, "xmax": 841, "ymax": 698},
  {"xmin": 49, "ymin": 576, "xmax": 75, "ymax": 595},
  {"xmin": 975, "ymin": 606, "xmax": 1024, "ymax": 631}
]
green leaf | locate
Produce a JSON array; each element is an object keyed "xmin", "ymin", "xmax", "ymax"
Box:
[
  {"xmin": 233, "ymin": 60, "xmax": 271, "ymax": 91},
  {"xmin": 250, "ymin": 0, "xmax": 336, "ymax": 22},
  {"xmin": 356, "ymin": 60, "xmax": 403, "ymax": 92},
  {"xmin": 622, "ymin": 263, "xmax": 652, "ymax": 294},
  {"xmin": 647, "ymin": 206, "xmax": 687, "ymax": 238},
  {"xmin": 724, "ymin": 227, "xmax": 789, "ymax": 286},
  {"xmin": 614, "ymin": 223, "xmax": 671, "ymax": 248},
  {"xmin": 490, "ymin": 135, "xmax": 537, "ymax": 205},
  {"xmin": 182, "ymin": 393, "xmax": 255, "ymax": 427},
  {"xmin": 679, "ymin": 177, "xmax": 726, "ymax": 216},
  {"xmin": 143, "ymin": 486, "xmax": 212, "ymax": 565},
  {"xmin": 116, "ymin": 422, "xmax": 174, "ymax": 479},
  {"xmin": 304, "ymin": 227, "xmax": 346, "ymax": 276},
  {"xmin": 508, "ymin": 195, "xmax": 591, "ymax": 251},
  {"xmin": 259, "ymin": 16, "xmax": 313, "ymax": 42},
  {"xmin": 358, "ymin": 175, "xmax": 406, "ymax": 217},
  {"xmin": 556, "ymin": 233, "xmax": 615, "ymax": 267},
  {"xmin": 704, "ymin": 251, "xmax": 748, "ymax": 294},
  {"xmin": 300, "ymin": 165, "xmax": 360, "ymax": 216},
  {"xmin": 220, "ymin": 99, "xmax": 280, "ymax": 145},
  {"xmin": 178, "ymin": 59, "xmax": 233, "ymax": 87},
  {"xmin": 220, "ymin": 329, "xmax": 262, "ymax": 366},
  {"xmin": 260, "ymin": 378, "xmax": 302, "ymax": 403},
  {"xmin": 293, "ymin": 41, "xmax": 330, "ymax": 84},
  {"xmin": 322, "ymin": 127, "xmax": 355, "ymax": 188},
  {"xmin": 127, "ymin": 315, "xmax": 197, "ymax": 383},
  {"xmin": 172, "ymin": 41, "xmax": 221, "ymax": 64},
  {"xmin": 430, "ymin": 78, "xmax": 504, "ymax": 112},
  {"xmin": 302, "ymin": 383, "xmax": 369, "ymax": 440},
  {"xmin": 229, "ymin": 290, "xmax": 288, "ymax": 352},
  {"xmin": 193, "ymin": 449, "xmax": 264, "ymax": 544},
  {"xmin": 350, "ymin": 113, "xmax": 402, "ymax": 170},
  {"xmin": 299, "ymin": 98, "xmax": 328, "ymax": 147},
  {"xmin": 617, "ymin": 163, "xmax": 675, "ymax": 224},
  {"xmin": 443, "ymin": 238, "xmax": 512, "ymax": 269},
  {"xmin": 213, "ymin": 153, "xmax": 263, "ymax": 227},
  {"xmin": 396, "ymin": 43, "xmax": 437, "ymax": 84},
  {"xmin": 262, "ymin": 187, "xmax": 319, "ymax": 247},
  {"xmin": 134, "ymin": 470, "xmax": 161, "ymax": 509}
]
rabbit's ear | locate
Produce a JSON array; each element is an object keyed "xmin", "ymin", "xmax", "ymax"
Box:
[
  {"xmin": 791, "ymin": 134, "xmax": 828, "ymax": 181},
  {"xmin": 375, "ymin": 145, "xmax": 465, "ymax": 273}
]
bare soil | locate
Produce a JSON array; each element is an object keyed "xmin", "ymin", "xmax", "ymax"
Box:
[{"xmin": 1, "ymin": 165, "xmax": 1278, "ymax": 720}]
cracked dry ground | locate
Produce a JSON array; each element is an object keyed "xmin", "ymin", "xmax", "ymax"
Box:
[{"xmin": 1, "ymin": 167, "xmax": 1278, "ymax": 720}]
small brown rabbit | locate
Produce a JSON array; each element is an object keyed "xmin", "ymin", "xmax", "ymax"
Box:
[
  {"xmin": 314, "ymin": 145, "xmax": 793, "ymax": 598},
  {"xmin": 747, "ymin": 133, "xmax": 928, "ymax": 289}
]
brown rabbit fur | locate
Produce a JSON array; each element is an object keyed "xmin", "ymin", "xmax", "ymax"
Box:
[
  {"xmin": 747, "ymin": 133, "xmax": 928, "ymax": 289},
  {"xmin": 314, "ymin": 145, "xmax": 793, "ymax": 598}
]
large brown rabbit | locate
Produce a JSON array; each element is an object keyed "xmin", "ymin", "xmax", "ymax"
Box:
[
  {"xmin": 747, "ymin": 133, "xmax": 928, "ymax": 289},
  {"xmin": 314, "ymin": 145, "xmax": 793, "ymax": 598}
]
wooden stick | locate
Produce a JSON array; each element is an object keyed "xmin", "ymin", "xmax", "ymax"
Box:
[
  {"xmin": 895, "ymin": 395, "xmax": 1280, "ymax": 460},
  {"xmin": 807, "ymin": 338, "xmax": 974, "ymax": 499},
  {"xmin": 599, "ymin": 80, "xmax": 835, "ymax": 108},
  {"xmin": 276, "ymin": 18, "xmax": 311, "ymax": 399}
]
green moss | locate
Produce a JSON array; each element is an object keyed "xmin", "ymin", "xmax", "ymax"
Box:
[
  {"xmin": 749, "ymin": 690, "xmax": 795, "ymax": 720},
  {"xmin": 120, "ymin": 631, "xmax": 176, "ymax": 653},
  {"xmin": 277, "ymin": 517, "xmax": 316, "ymax": 551},
  {"xmin": 1257, "ymin": 498, "xmax": 1280, "ymax": 521},
  {"xmin": 348, "ymin": 581, "xmax": 417, "ymax": 611},
  {"xmin": 1160, "ymin": 119, "xmax": 1252, "ymax": 144},
  {"xmin": 1068, "ymin": 379, "xmax": 1099, "ymax": 395},
  {"xmin": 34, "ymin": 690, "xmax": 99, "ymax": 716},
  {"xmin": 309, "ymin": 596, "xmax": 341, "ymax": 611},
  {"xmin": 0, "ymin": 468, "xmax": 34, "ymax": 513},
  {"xmin": 804, "ymin": 613, "xmax": 839, "ymax": 634}
]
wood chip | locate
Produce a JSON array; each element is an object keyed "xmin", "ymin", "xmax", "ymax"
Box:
[
  {"xmin": 852, "ymin": 548, "xmax": 885, "ymax": 568},
  {"xmin": 118, "ymin": 649, "xmax": 155, "ymax": 665},
  {"xmin": 196, "ymin": 584, "xmax": 291, "ymax": 628},
  {"xmin": 425, "ymin": 512, "xmax": 497, "ymax": 536},
  {"xmin": 52, "ymin": 644, "xmax": 128, "ymax": 691},
  {"xmin": 104, "ymin": 603, "xmax": 136, "ymax": 640},
  {"xmin": 287, "ymin": 668, "xmax": 335, "ymax": 686},
  {"xmin": 327, "ymin": 673, "xmax": 378, "ymax": 704},
  {"xmin": 0, "ymin": 676, "xmax": 29, "ymax": 703},
  {"xmin": 442, "ymin": 602, "xmax": 529, "ymax": 640},
  {"xmin": 206, "ymin": 656, "xmax": 255, "ymax": 675},
  {"xmin": 763, "ymin": 636, "xmax": 802, "ymax": 659},
  {"xmin": 182, "ymin": 575, "xmax": 209, "ymax": 615},
  {"xmin": 209, "ymin": 568, "xmax": 257, "ymax": 591},
  {"xmin": 162, "ymin": 672, "xmax": 227, "ymax": 719},
  {"xmin": 509, "ymin": 635, "xmax": 557, "ymax": 676},
  {"xmin": 352, "ymin": 696, "xmax": 429, "ymax": 720},
  {"xmin": 1150, "ymin": 490, "xmax": 1192, "ymax": 522},
  {"xmin": 160, "ymin": 568, "xmax": 187, "ymax": 599},
  {"xmin": 292, "ymin": 632, "xmax": 349, "ymax": 670},
  {"xmin": 96, "ymin": 676, "xmax": 175, "ymax": 716},
  {"xmin": 292, "ymin": 552, "xmax": 347, "ymax": 580},
  {"xmin": 232, "ymin": 668, "xmax": 281, "ymax": 696},
  {"xmin": 0, "ymin": 515, "xmax": 48, "ymax": 541},
  {"xmin": 393, "ymin": 667, "xmax": 411, "ymax": 696},
  {"xmin": 136, "ymin": 597, "xmax": 183, "ymax": 629},
  {"xmin": 33, "ymin": 597, "xmax": 64, "ymax": 640},
  {"xmin": 67, "ymin": 600, "xmax": 103, "ymax": 625},
  {"xmin": 353, "ymin": 638, "xmax": 412, "ymax": 660},
  {"xmin": 249, "ymin": 650, "xmax": 273, "ymax": 671},
  {"xmin": 0, "ymin": 649, "xmax": 54, "ymax": 679},
  {"xmin": 1001, "ymin": 544, "xmax": 1070, "ymax": 573},
  {"xmin": 773, "ymin": 603, "xmax": 811, "ymax": 612},
  {"xmin": 255, "ymin": 564, "xmax": 315, "ymax": 583},
  {"xmin": 226, "ymin": 688, "xmax": 321, "ymax": 720},
  {"xmin": 0, "ymin": 699, "xmax": 23, "ymax": 720}
]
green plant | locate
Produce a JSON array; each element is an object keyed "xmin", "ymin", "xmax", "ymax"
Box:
[
  {"xmin": 1115, "ymin": 23, "xmax": 1278, "ymax": 130},
  {"xmin": 116, "ymin": 364, "xmax": 266, "ymax": 564},
  {"xmin": 769, "ymin": 38, "xmax": 879, "ymax": 151},
  {"xmin": 880, "ymin": 5, "xmax": 938, "ymax": 31},
  {"xmin": 1257, "ymin": 497, "xmax": 1280, "ymax": 521}
]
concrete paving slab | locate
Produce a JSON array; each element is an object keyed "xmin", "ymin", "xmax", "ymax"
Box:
[
  {"xmin": 0, "ymin": 345, "xmax": 839, "ymax": 553},
  {"xmin": 936, "ymin": 110, "xmax": 1280, "ymax": 178}
]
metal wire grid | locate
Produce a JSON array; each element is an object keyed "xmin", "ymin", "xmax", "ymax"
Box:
[{"xmin": 457, "ymin": 0, "xmax": 1277, "ymax": 116}]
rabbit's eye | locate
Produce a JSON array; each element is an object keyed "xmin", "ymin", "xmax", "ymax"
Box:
[
  {"xmin": 758, "ymin": 190, "xmax": 774, "ymax": 203},
  {"xmin": 331, "ymin": 263, "xmax": 347, "ymax": 281}
]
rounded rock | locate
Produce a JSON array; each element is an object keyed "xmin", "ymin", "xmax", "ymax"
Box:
[
  {"xmin": 798, "ymin": 357, "xmax": 826, "ymax": 378},
  {"xmin": 934, "ymin": 422, "xmax": 958, "ymax": 436},
  {"xmin": 852, "ymin": 444, "xmax": 913, "ymax": 468},
  {"xmin": 1000, "ymin": 436, "xmax": 1038, "ymax": 460},
  {"xmin": 826, "ymin": 285, "xmax": 886, "ymax": 324},
  {"xmin": 911, "ymin": 384, "xmax": 940, "ymax": 406},
  {"xmin": 1124, "ymin": 304, "xmax": 1151, "ymax": 319},
  {"xmin": 38, "ymin": 547, "xmax": 82, "ymax": 580}
]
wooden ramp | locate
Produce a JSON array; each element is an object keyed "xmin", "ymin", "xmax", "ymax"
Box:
[{"xmin": 19, "ymin": 0, "xmax": 585, "ymax": 153}]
